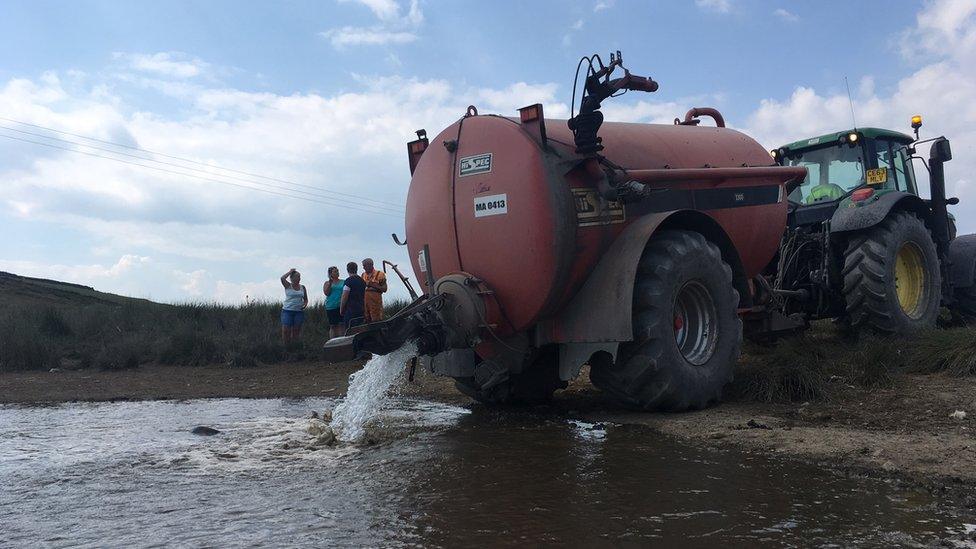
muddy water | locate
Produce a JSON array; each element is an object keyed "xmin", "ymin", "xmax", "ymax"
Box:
[{"xmin": 1, "ymin": 398, "xmax": 973, "ymax": 547}]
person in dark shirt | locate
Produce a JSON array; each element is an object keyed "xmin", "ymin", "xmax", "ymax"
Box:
[{"xmin": 340, "ymin": 261, "xmax": 367, "ymax": 333}]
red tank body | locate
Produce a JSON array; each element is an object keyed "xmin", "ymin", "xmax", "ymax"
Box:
[{"xmin": 406, "ymin": 110, "xmax": 788, "ymax": 339}]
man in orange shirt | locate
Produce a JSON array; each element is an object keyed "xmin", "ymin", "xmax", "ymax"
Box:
[{"xmin": 361, "ymin": 257, "xmax": 387, "ymax": 323}]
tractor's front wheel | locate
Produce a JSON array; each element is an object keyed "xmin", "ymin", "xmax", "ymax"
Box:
[
  {"xmin": 842, "ymin": 210, "xmax": 941, "ymax": 334},
  {"xmin": 589, "ymin": 230, "xmax": 742, "ymax": 411}
]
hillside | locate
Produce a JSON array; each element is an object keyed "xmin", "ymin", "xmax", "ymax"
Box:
[
  {"xmin": 0, "ymin": 271, "xmax": 303, "ymax": 373},
  {"xmin": 0, "ymin": 271, "xmax": 154, "ymax": 309}
]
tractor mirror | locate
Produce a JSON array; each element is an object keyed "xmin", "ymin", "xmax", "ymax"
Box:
[{"xmin": 930, "ymin": 138, "xmax": 952, "ymax": 162}]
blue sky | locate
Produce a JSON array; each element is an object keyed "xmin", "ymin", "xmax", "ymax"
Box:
[
  {"xmin": 1, "ymin": 0, "xmax": 974, "ymax": 302},
  {"xmin": 0, "ymin": 1, "xmax": 920, "ymax": 113}
]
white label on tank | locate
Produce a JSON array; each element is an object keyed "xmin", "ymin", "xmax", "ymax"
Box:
[
  {"xmin": 417, "ymin": 249, "xmax": 427, "ymax": 272},
  {"xmin": 459, "ymin": 153, "xmax": 492, "ymax": 177},
  {"xmin": 474, "ymin": 193, "xmax": 507, "ymax": 217}
]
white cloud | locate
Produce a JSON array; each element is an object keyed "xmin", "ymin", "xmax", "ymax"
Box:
[
  {"xmin": 744, "ymin": 0, "xmax": 976, "ymax": 233},
  {"xmin": 563, "ymin": 18, "xmax": 584, "ymax": 48},
  {"xmin": 695, "ymin": 0, "xmax": 731, "ymax": 14},
  {"xmin": 602, "ymin": 96, "xmax": 720, "ymax": 125},
  {"xmin": 341, "ymin": 0, "xmax": 401, "ymax": 21},
  {"xmin": 0, "ymin": 61, "xmax": 566, "ymax": 303},
  {"xmin": 593, "ymin": 0, "xmax": 614, "ymax": 12},
  {"xmin": 320, "ymin": 27, "xmax": 418, "ymax": 47},
  {"xmin": 900, "ymin": 0, "xmax": 976, "ymax": 65},
  {"xmin": 774, "ymin": 8, "xmax": 799, "ymax": 22},
  {"xmin": 113, "ymin": 52, "xmax": 209, "ymax": 79},
  {"xmin": 0, "ymin": 255, "xmax": 151, "ymax": 292},
  {"xmin": 325, "ymin": 0, "xmax": 423, "ymax": 49}
]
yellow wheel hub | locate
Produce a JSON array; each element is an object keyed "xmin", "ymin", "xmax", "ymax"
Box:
[{"xmin": 894, "ymin": 242, "xmax": 925, "ymax": 318}]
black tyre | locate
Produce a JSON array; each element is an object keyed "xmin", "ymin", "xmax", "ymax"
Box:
[
  {"xmin": 589, "ymin": 230, "xmax": 742, "ymax": 411},
  {"xmin": 842, "ymin": 211, "xmax": 941, "ymax": 334},
  {"xmin": 454, "ymin": 345, "xmax": 566, "ymax": 405},
  {"xmin": 952, "ymin": 285, "xmax": 976, "ymax": 322}
]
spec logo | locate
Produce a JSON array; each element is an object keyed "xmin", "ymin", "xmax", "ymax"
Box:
[
  {"xmin": 459, "ymin": 153, "xmax": 492, "ymax": 177},
  {"xmin": 474, "ymin": 193, "xmax": 507, "ymax": 217}
]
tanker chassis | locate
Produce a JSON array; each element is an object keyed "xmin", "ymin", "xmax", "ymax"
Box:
[{"xmin": 324, "ymin": 53, "xmax": 976, "ymax": 411}]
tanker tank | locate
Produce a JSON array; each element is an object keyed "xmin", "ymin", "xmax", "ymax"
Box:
[{"xmin": 324, "ymin": 52, "xmax": 807, "ymax": 411}]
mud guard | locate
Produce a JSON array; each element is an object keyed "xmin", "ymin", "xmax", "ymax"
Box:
[
  {"xmin": 830, "ymin": 191, "xmax": 928, "ymax": 233},
  {"xmin": 538, "ymin": 212, "xmax": 672, "ymax": 346},
  {"xmin": 949, "ymin": 234, "xmax": 976, "ymax": 288},
  {"xmin": 537, "ymin": 210, "xmax": 747, "ymax": 381},
  {"xmin": 558, "ymin": 342, "xmax": 617, "ymax": 381}
]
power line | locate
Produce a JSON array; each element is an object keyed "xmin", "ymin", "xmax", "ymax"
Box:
[
  {"xmin": 0, "ymin": 123, "xmax": 404, "ymax": 215},
  {"xmin": 0, "ymin": 116, "xmax": 406, "ymax": 209},
  {"xmin": 0, "ymin": 132, "xmax": 403, "ymax": 218}
]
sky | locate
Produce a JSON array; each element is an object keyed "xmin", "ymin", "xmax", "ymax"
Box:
[{"xmin": 1, "ymin": 0, "xmax": 974, "ymax": 304}]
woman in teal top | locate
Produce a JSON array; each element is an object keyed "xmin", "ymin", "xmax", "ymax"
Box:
[
  {"xmin": 323, "ymin": 266, "xmax": 345, "ymax": 339},
  {"xmin": 280, "ymin": 268, "xmax": 308, "ymax": 344}
]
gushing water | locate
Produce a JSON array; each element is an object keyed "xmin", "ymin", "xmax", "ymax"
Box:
[{"xmin": 330, "ymin": 343, "xmax": 417, "ymax": 442}]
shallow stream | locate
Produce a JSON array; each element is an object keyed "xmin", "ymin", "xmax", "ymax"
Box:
[{"xmin": 1, "ymin": 397, "xmax": 974, "ymax": 547}]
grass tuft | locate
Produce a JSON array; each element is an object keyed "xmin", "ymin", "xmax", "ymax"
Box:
[
  {"xmin": 383, "ymin": 297, "xmax": 411, "ymax": 319},
  {"xmin": 844, "ymin": 337, "xmax": 901, "ymax": 388},
  {"xmin": 38, "ymin": 308, "xmax": 73, "ymax": 338},
  {"xmin": 159, "ymin": 327, "xmax": 220, "ymax": 366},
  {"xmin": 732, "ymin": 336, "xmax": 830, "ymax": 402},
  {"xmin": 901, "ymin": 328, "xmax": 976, "ymax": 376}
]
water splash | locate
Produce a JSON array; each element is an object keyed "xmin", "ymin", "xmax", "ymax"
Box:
[{"xmin": 330, "ymin": 343, "xmax": 417, "ymax": 442}]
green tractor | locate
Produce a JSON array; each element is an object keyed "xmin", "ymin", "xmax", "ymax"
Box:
[{"xmin": 758, "ymin": 116, "xmax": 976, "ymax": 335}]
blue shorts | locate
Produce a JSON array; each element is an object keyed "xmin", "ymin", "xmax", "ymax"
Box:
[{"xmin": 281, "ymin": 309, "xmax": 305, "ymax": 327}]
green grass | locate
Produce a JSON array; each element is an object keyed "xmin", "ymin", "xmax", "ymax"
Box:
[
  {"xmin": 0, "ymin": 298, "xmax": 337, "ymax": 372},
  {"xmin": 732, "ymin": 335, "xmax": 831, "ymax": 403},
  {"xmin": 383, "ymin": 297, "xmax": 412, "ymax": 318},
  {"xmin": 0, "ymin": 272, "xmax": 423, "ymax": 373},
  {"xmin": 732, "ymin": 322, "xmax": 976, "ymax": 403},
  {"xmin": 899, "ymin": 327, "xmax": 976, "ymax": 376}
]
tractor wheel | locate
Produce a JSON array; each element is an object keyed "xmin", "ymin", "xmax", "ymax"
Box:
[
  {"xmin": 842, "ymin": 210, "xmax": 941, "ymax": 334},
  {"xmin": 954, "ymin": 285, "xmax": 976, "ymax": 321},
  {"xmin": 589, "ymin": 230, "xmax": 742, "ymax": 412},
  {"xmin": 454, "ymin": 345, "xmax": 566, "ymax": 405}
]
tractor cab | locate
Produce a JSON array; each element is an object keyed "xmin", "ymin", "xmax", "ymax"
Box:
[{"xmin": 772, "ymin": 128, "xmax": 917, "ymax": 207}]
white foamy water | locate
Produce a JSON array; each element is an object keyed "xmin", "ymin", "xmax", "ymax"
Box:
[{"xmin": 330, "ymin": 343, "xmax": 418, "ymax": 442}]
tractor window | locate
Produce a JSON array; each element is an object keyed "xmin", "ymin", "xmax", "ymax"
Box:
[
  {"xmin": 874, "ymin": 139, "xmax": 905, "ymax": 192},
  {"xmin": 786, "ymin": 144, "xmax": 865, "ymax": 204},
  {"xmin": 896, "ymin": 147, "xmax": 918, "ymax": 194}
]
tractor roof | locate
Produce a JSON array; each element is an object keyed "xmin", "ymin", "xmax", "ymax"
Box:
[{"xmin": 780, "ymin": 127, "xmax": 914, "ymax": 151}]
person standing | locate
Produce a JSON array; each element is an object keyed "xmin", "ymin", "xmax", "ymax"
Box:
[
  {"xmin": 340, "ymin": 261, "xmax": 366, "ymax": 332},
  {"xmin": 361, "ymin": 257, "xmax": 387, "ymax": 323},
  {"xmin": 323, "ymin": 266, "xmax": 345, "ymax": 340},
  {"xmin": 279, "ymin": 268, "xmax": 308, "ymax": 344}
]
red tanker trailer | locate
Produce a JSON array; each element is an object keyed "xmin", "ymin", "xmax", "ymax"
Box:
[{"xmin": 325, "ymin": 53, "xmax": 806, "ymax": 410}]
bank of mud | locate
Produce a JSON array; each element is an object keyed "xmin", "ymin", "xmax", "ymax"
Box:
[
  {"xmin": 566, "ymin": 368, "xmax": 976, "ymax": 504},
  {"xmin": 3, "ymin": 359, "xmax": 976, "ymax": 502}
]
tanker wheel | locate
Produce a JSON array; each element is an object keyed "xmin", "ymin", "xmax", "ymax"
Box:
[
  {"xmin": 842, "ymin": 210, "xmax": 941, "ymax": 334},
  {"xmin": 454, "ymin": 345, "xmax": 566, "ymax": 405},
  {"xmin": 589, "ymin": 230, "xmax": 742, "ymax": 412}
]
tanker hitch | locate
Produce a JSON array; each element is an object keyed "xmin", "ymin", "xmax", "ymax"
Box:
[
  {"xmin": 321, "ymin": 294, "xmax": 450, "ymax": 363},
  {"xmin": 322, "ymin": 275, "xmax": 492, "ymax": 364}
]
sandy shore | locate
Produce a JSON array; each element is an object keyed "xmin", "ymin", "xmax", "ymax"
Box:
[{"xmin": 3, "ymin": 361, "xmax": 975, "ymax": 501}]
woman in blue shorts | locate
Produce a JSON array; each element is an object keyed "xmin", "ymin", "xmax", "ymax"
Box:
[
  {"xmin": 322, "ymin": 265, "xmax": 345, "ymax": 340},
  {"xmin": 279, "ymin": 268, "xmax": 308, "ymax": 343}
]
